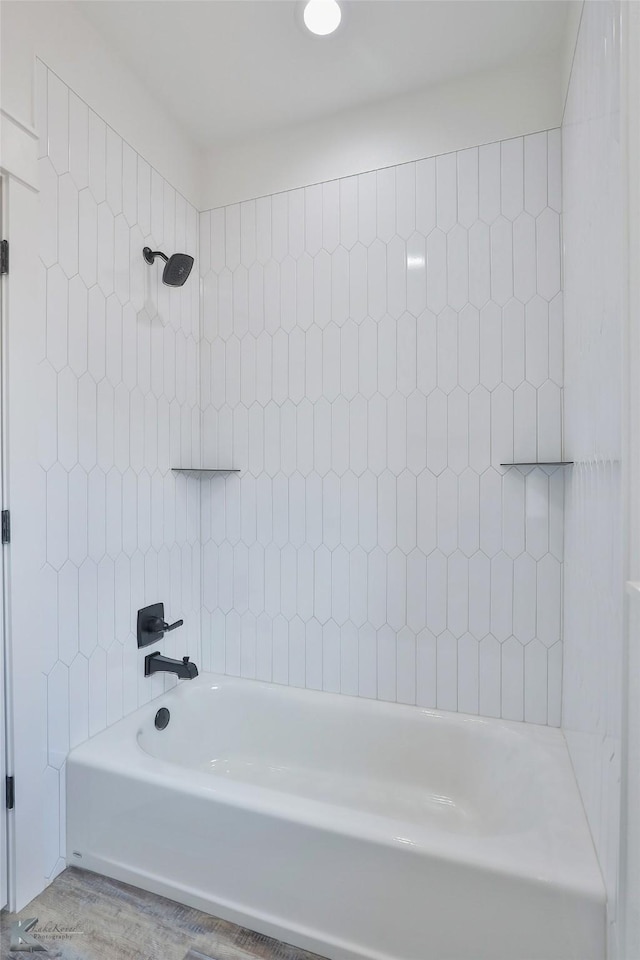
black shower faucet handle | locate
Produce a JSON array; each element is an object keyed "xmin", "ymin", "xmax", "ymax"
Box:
[{"xmin": 147, "ymin": 616, "xmax": 184, "ymax": 634}]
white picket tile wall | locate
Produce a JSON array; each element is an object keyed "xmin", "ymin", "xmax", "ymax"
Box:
[
  {"xmin": 35, "ymin": 61, "xmax": 567, "ymax": 892},
  {"xmin": 562, "ymin": 1, "xmax": 624, "ymax": 949},
  {"xmin": 199, "ymin": 132, "xmax": 564, "ymax": 722},
  {"xmin": 36, "ymin": 62, "xmax": 201, "ymax": 881}
]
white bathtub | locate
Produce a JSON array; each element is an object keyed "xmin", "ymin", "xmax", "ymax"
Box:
[{"xmin": 66, "ymin": 674, "xmax": 605, "ymax": 960}]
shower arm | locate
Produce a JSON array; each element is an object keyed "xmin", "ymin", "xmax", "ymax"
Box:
[{"xmin": 142, "ymin": 247, "xmax": 168, "ymax": 265}]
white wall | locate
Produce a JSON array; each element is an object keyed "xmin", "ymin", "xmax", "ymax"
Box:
[
  {"xmin": 199, "ymin": 131, "xmax": 565, "ymax": 722},
  {"xmin": 621, "ymin": 586, "xmax": 640, "ymax": 959},
  {"xmin": 36, "ymin": 63, "xmax": 202, "ymax": 885},
  {"xmin": 1, "ymin": 2, "xmax": 579, "ymax": 213},
  {"xmin": 0, "ymin": 0, "xmax": 201, "ymax": 207},
  {"xmin": 0, "ymin": 1, "xmax": 203, "ymax": 899},
  {"xmin": 201, "ymin": 55, "xmax": 564, "ymax": 210},
  {"xmin": 562, "ymin": 1, "xmax": 625, "ymax": 954},
  {"xmin": 620, "ymin": 3, "xmax": 640, "ymax": 957}
]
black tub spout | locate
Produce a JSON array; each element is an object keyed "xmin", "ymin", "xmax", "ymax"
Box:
[{"xmin": 144, "ymin": 652, "xmax": 198, "ymax": 679}]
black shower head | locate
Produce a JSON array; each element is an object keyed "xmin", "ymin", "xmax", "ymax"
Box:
[{"xmin": 143, "ymin": 247, "xmax": 194, "ymax": 287}]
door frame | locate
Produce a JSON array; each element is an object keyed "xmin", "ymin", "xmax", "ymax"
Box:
[{"xmin": 0, "ymin": 104, "xmax": 47, "ymax": 912}]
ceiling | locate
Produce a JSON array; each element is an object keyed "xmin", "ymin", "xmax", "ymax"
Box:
[{"xmin": 77, "ymin": 0, "xmax": 571, "ymax": 149}]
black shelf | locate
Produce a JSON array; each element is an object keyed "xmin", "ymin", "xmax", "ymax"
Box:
[
  {"xmin": 500, "ymin": 461, "xmax": 574, "ymax": 467},
  {"xmin": 172, "ymin": 468, "xmax": 240, "ymax": 476}
]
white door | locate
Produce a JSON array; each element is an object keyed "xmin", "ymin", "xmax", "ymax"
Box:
[{"xmin": 0, "ymin": 177, "xmax": 7, "ymax": 912}]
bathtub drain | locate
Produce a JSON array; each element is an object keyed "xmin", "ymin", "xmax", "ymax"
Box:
[{"xmin": 155, "ymin": 708, "xmax": 170, "ymax": 730}]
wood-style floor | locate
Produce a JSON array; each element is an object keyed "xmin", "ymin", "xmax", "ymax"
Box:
[{"xmin": 0, "ymin": 868, "xmax": 327, "ymax": 960}]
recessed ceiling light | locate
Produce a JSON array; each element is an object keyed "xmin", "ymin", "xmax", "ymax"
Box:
[{"xmin": 303, "ymin": 0, "xmax": 342, "ymax": 36}]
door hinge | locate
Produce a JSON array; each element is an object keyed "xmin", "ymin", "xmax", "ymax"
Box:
[
  {"xmin": 1, "ymin": 511, "xmax": 10, "ymax": 544},
  {"xmin": 6, "ymin": 776, "xmax": 14, "ymax": 810},
  {"xmin": 0, "ymin": 240, "xmax": 8, "ymax": 275}
]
